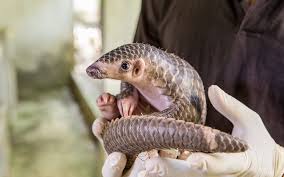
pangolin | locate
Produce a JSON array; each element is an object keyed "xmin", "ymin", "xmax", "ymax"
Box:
[{"xmin": 86, "ymin": 43, "xmax": 248, "ymax": 168}]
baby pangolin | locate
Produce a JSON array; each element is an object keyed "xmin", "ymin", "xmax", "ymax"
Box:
[{"xmin": 86, "ymin": 43, "xmax": 248, "ymax": 168}]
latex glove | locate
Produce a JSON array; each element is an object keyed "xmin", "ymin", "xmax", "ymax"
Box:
[
  {"xmin": 141, "ymin": 85, "xmax": 284, "ymax": 177},
  {"xmin": 101, "ymin": 151, "xmax": 156, "ymax": 177},
  {"xmin": 101, "ymin": 151, "xmax": 203, "ymax": 177}
]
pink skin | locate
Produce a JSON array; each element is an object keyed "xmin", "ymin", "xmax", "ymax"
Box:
[
  {"xmin": 96, "ymin": 92, "xmax": 120, "ymax": 121},
  {"xmin": 117, "ymin": 89, "xmax": 139, "ymax": 117},
  {"xmin": 97, "ymin": 92, "xmax": 139, "ymax": 120}
]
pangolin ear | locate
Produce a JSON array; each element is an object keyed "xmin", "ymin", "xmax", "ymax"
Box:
[{"xmin": 132, "ymin": 59, "xmax": 145, "ymax": 78}]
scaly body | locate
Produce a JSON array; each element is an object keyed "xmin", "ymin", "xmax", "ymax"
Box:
[{"xmin": 86, "ymin": 43, "xmax": 247, "ymax": 168}]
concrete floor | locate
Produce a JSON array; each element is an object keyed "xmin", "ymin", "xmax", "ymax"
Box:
[{"xmin": 9, "ymin": 88, "xmax": 104, "ymax": 177}]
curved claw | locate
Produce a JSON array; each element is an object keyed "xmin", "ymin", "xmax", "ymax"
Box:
[{"xmin": 117, "ymin": 94, "xmax": 138, "ymax": 117}]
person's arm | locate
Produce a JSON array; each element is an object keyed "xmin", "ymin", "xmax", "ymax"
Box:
[{"xmin": 99, "ymin": 85, "xmax": 284, "ymax": 177}]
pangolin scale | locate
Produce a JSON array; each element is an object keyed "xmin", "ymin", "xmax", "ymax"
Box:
[{"xmin": 86, "ymin": 43, "xmax": 248, "ymax": 168}]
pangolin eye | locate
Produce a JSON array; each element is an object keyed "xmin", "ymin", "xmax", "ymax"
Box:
[{"xmin": 121, "ymin": 62, "xmax": 130, "ymax": 71}]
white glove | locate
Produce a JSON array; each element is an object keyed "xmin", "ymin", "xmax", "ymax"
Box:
[
  {"xmin": 140, "ymin": 85, "xmax": 284, "ymax": 177},
  {"xmin": 97, "ymin": 85, "xmax": 284, "ymax": 177},
  {"xmin": 101, "ymin": 151, "xmax": 154, "ymax": 177}
]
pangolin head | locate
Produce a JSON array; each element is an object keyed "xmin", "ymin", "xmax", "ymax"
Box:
[{"xmin": 86, "ymin": 43, "xmax": 147, "ymax": 83}]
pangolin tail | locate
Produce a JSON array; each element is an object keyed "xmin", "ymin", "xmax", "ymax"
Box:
[{"xmin": 102, "ymin": 116, "xmax": 248, "ymax": 168}]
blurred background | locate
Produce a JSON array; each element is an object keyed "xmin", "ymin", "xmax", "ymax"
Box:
[{"xmin": 0, "ymin": 0, "xmax": 141, "ymax": 177}]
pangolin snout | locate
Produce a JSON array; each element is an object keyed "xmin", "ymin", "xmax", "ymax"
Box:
[{"xmin": 86, "ymin": 64, "xmax": 104, "ymax": 79}]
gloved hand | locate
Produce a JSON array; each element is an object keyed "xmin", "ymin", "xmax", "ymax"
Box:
[
  {"xmin": 97, "ymin": 85, "xmax": 284, "ymax": 177},
  {"xmin": 139, "ymin": 85, "xmax": 284, "ymax": 177}
]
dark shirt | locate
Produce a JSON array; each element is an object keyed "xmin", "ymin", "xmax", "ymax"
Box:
[{"xmin": 134, "ymin": 0, "xmax": 284, "ymax": 145}]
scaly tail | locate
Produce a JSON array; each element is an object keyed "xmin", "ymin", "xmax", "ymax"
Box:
[{"xmin": 102, "ymin": 116, "xmax": 248, "ymax": 168}]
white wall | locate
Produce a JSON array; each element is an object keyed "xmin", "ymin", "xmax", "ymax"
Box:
[
  {"xmin": 0, "ymin": 106, "xmax": 10, "ymax": 177},
  {"xmin": 0, "ymin": 29, "xmax": 15, "ymax": 177},
  {"xmin": 102, "ymin": 0, "xmax": 141, "ymax": 94},
  {"xmin": 0, "ymin": 0, "xmax": 74, "ymax": 98}
]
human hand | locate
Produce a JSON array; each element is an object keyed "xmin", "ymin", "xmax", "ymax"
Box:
[
  {"xmin": 101, "ymin": 151, "xmax": 164, "ymax": 177},
  {"xmin": 139, "ymin": 85, "xmax": 284, "ymax": 177}
]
